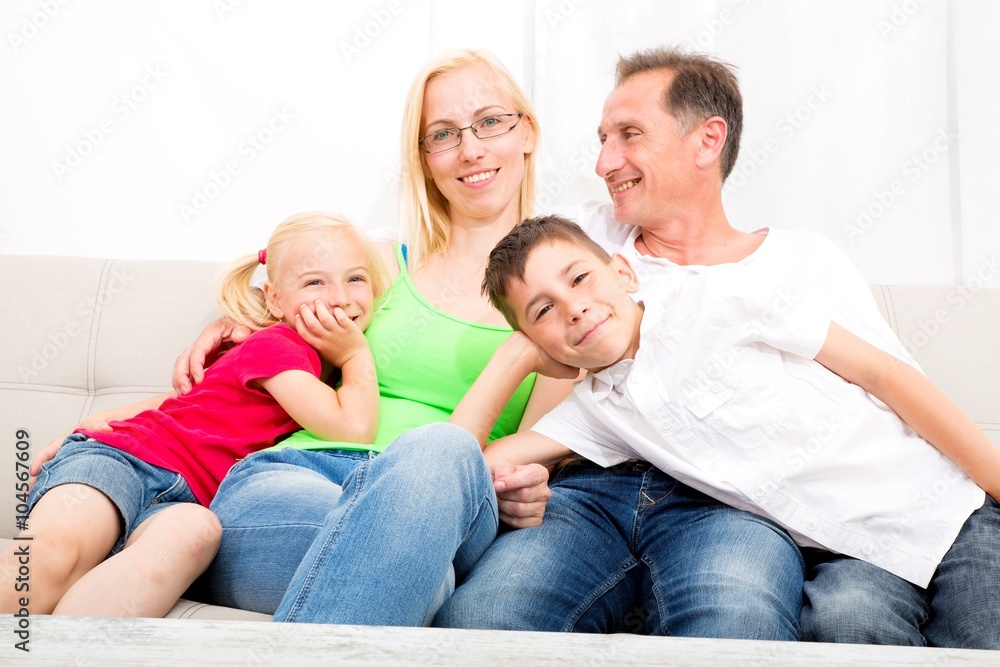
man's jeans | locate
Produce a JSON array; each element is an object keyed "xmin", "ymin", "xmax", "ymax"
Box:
[
  {"xmin": 435, "ymin": 458, "xmax": 804, "ymax": 639},
  {"xmin": 202, "ymin": 423, "xmax": 496, "ymax": 625},
  {"xmin": 802, "ymin": 495, "xmax": 1000, "ymax": 649}
]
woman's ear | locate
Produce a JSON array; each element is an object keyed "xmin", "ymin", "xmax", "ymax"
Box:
[
  {"xmin": 263, "ymin": 283, "xmax": 284, "ymax": 320},
  {"xmin": 610, "ymin": 252, "xmax": 640, "ymax": 294},
  {"xmin": 521, "ymin": 115, "xmax": 537, "ymax": 155}
]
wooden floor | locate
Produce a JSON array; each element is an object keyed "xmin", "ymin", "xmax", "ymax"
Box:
[{"xmin": 4, "ymin": 616, "xmax": 1000, "ymax": 666}]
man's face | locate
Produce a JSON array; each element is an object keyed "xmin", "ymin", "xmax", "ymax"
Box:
[
  {"xmin": 595, "ymin": 70, "xmax": 701, "ymax": 227},
  {"xmin": 506, "ymin": 240, "xmax": 642, "ymax": 373}
]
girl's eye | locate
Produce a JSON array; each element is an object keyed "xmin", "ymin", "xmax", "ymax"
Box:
[
  {"xmin": 348, "ymin": 275, "xmax": 367, "ymax": 283},
  {"xmin": 306, "ymin": 279, "xmax": 323, "ymax": 287}
]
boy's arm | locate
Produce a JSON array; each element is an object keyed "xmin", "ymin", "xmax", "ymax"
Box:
[
  {"xmin": 816, "ymin": 321, "xmax": 1000, "ymax": 501},
  {"xmin": 484, "ymin": 430, "xmax": 573, "ymax": 528},
  {"xmin": 450, "ymin": 331, "xmax": 579, "ymax": 446}
]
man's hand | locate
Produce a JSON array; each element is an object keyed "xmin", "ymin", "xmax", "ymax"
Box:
[
  {"xmin": 294, "ymin": 302, "xmax": 370, "ymax": 369},
  {"xmin": 172, "ymin": 317, "xmax": 252, "ymax": 394},
  {"xmin": 492, "ymin": 463, "xmax": 552, "ymax": 528}
]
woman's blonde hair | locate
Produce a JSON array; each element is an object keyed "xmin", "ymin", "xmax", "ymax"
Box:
[
  {"xmin": 399, "ymin": 48, "xmax": 540, "ymax": 267},
  {"xmin": 216, "ymin": 211, "xmax": 390, "ymax": 331}
]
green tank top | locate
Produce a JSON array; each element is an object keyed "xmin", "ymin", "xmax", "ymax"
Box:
[{"xmin": 277, "ymin": 245, "xmax": 536, "ymax": 453}]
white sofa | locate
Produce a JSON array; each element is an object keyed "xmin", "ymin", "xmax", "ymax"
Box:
[{"xmin": 2, "ymin": 253, "xmax": 1000, "ymax": 622}]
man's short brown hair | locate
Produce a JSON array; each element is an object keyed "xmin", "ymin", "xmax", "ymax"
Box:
[
  {"xmin": 484, "ymin": 215, "xmax": 612, "ymax": 328},
  {"xmin": 616, "ymin": 47, "xmax": 742, "ymax": 180}
]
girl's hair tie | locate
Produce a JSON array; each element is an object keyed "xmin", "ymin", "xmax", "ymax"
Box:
[{"xmin": 258, "ymin": 249, "xmax": 267, "ymax": 265}]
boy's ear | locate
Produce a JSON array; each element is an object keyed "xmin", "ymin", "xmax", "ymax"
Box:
[
  {"xmin": 610, "ymin": 252, "xmax": 639, "ymax": 294},
  {"xmin": 263, "ymin": 283, "xmax": 284, "ymax": 319}
]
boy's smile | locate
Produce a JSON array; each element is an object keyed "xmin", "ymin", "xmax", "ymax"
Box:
[{"xmin": 508, "ymin": 240, "xmax": 643, "ymax": 373}]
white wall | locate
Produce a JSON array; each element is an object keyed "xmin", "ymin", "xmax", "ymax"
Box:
[{"xmin": 3, "ymin": 0, "xmax": 998, "ymax": 287}]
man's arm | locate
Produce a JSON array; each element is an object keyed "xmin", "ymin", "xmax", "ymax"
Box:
[{"xmin": 816, "ymin": 321, "xmax": 1000, "ymax": 501}]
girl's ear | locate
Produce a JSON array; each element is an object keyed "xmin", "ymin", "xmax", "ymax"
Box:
[
  {"xmin": 263, "ymin": 283, "xmax": 284, "ymax": 319},
  {"xmin": 610, "ymin": 252, "xmax": 640, "ymax": 294}
]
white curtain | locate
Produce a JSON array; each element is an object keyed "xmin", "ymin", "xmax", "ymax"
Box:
[{"xmin": 2, "ymin": 0, "xmax": 997, "ymax": 287}]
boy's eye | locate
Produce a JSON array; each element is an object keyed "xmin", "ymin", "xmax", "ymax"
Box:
[
  {"xmin": 534, "ymin": 304, "xmax": 552, "ymax": 321},
  {"xmin": 572, "ymin": 272, "xmax": 588, "ymax": 286}
]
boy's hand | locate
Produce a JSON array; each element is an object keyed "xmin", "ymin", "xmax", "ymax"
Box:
[
  {"xmin": 173, "ymin": 317, "xmax": 251, "ymax": 394},
  {"xmin": 506, "ymin": 332, "xmax": 580, "ymax": 380},
  {"xmin": 492, "ymin": 463, "xmax": 552, "ymax": 528},
  {"xmin": 295, "ymin": 301, "xmax": 370, "ymax": 368}
]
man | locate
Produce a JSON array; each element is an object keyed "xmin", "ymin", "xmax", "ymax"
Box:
[
  {"xmin": 436, "ymin": 47, "xmax": 1000, "ymax": 648},
  {"xmin": 434, "ymin": 47, "xmax": 808, "ymax": 640}
]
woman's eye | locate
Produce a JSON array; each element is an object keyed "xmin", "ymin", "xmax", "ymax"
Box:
[
  {"xmin": 432, "ymin": 129, "xmax": 457, "ymax": 142},
  {"xmin": 480, "ymin": 116, "xmax": 501, "ymax": 127}
]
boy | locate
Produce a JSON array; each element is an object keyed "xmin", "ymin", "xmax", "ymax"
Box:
[{"xmin": 450, "ymin": 214, "xmax": 1000, "ymax": 644}]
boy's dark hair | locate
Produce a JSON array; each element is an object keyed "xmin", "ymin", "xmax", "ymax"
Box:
[
  {"xmin": 616, "ymin": 46, "xmax": 742, "ymax": 181},
  {"xmin": 484, "ymin": 215, "xmax": 613, "ymax": 328}
]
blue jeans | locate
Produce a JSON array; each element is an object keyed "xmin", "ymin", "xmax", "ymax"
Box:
[
  {"xmin": 200, "ymin": 423, "xmax": 497, "ymax": 625},
  {"xmin": 801, "ymin": 495, "xmax": 1000, "ymax": 649},
  {"xmin": 30, "ymin": 433, "xmax": 197, "ymax": 554},
  {"xmin": 435, "ymin": 459, "xmax": 804, "ymax": 639}
]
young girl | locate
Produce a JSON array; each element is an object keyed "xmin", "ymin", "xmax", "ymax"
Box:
[{"xmin": 0, "ymin": 211, "xmax": 387, "ymax": 618}]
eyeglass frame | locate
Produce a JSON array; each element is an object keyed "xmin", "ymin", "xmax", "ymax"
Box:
[{"xmin": 418, "ymin": 112, "xmax": 524, "ymax": 154}]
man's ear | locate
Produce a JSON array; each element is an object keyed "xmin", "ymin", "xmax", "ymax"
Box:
[
  {"xmin": 694, "ymin": 116, "xmax": 727, "ymax": 172},
  {"xmin": 263, "ymin": 283, "xmax": 284, "ymax": 320},
  {"xmin": 610, "ymin": 252, "xmax": 639, "ymax": 294}
]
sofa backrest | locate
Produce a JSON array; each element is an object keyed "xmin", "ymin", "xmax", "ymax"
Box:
[{"xmin": 1, "ymin": 255, "xmax": 998, "ymax": 538}]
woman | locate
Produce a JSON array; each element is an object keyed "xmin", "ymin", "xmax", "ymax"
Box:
[{"xmin": 173, "ymin": 49, "xmax": 572, "ymax": 625}]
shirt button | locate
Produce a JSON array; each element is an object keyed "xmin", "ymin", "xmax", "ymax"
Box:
[
  {"xmin": 708, "ymin": 460, "xmax": 720, "ymax": 471},
  {"xmin": 711, "ymin": 382, "xmax": 722, "ymax": 393},
  {"xmin": 862, "ymin": 545, "xmax": 874, "ymax": 555},
  {"xmin": 806, "ymin": 521, "xmax": 817, "ymax": 531},
  {"xmin": 754, "ymin": 487, "xmax": 766, "ymax": 498}
]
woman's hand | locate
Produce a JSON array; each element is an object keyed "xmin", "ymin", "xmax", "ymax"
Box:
[{"xmin": 172, "ymin": 317, "xmax": 252, "ymax": 394}]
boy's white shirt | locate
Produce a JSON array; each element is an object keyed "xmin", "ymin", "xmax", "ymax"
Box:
[{"xmin": 539, "ymin": 202, "xmax": 985, "ymax": 588}]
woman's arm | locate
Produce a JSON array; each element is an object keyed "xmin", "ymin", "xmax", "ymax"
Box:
[
  {"xmin": 30, "ymin": 391, "xmax": 174, "ymax": 478},
  {"xmin": 816, "ymin": 321, "xmax": 1000, "ymax": 501},
  {"xmin": 258, "ymin": 305, "xmax": 379, "ymax": 443}
]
